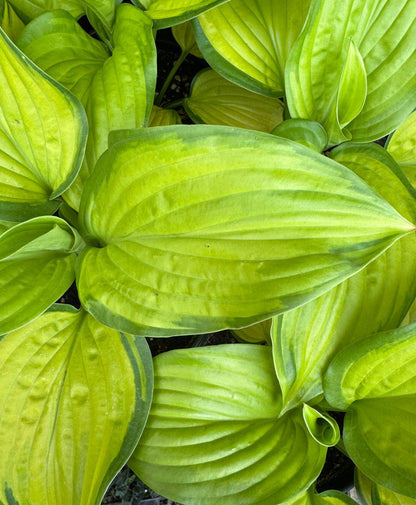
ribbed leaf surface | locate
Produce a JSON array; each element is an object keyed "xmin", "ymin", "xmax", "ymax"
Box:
[
  {"xmin": 356, "ymin": 469, "xmax": 416, "ymax": 505},
  {"xmin": 195, "ymin": 0, "xmax": 311, "ymax": 96},
  {"xmin": 387, "ymin": 111, "xmax": 416, "ymax": 186},
  {"xmin": 8, "ymin": 0, "xmax": 83, "ymax": 22},
  {"xmin": 129, "ymin": 345, "xmax": 327, "ymax": 505},
  {"xmin": 184, "ymin": 69, "xmax": 283, "ymax": 132},
  {"xmin": 76, "ymin": 125, "xmax": 414, "ymax": 336},
  {"xmin": 272, "ymin": 143, "xmax": 416, "ymax": 410},
  {"xmin": 0, "ymin": 216, "xmax": 82, "ymax": 333},
  {"xmin": 149, "ymin": 105, "xmax": 181, "ymax": 126},
  {"xmin": 0, "ymin": 307, "xmax": 153, "ymax": 505},
  {"xmin": 0, "ymin": 27, "xmax": 87, "ymax": 220},
  {"xmin": 17, "ymin": 4, "xmax": 156, "ymax": 211}
]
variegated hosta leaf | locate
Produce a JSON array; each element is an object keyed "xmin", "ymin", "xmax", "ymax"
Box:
[
  {"xmin": 302, "ymin": 404, "xmax": 339, "ymax": 447},
  {"xmin": 232, "ymin": 319, "xmax": 271, "ymax": 343},
  {"xmin": 0, "ymin": 216, "xmax": 83, "ymax": 334},
  {"xmin": 387, "ymin": 110, "xmax": 416, "ymax": 186},
  {"xmin": 0, "ymin": 307, "xmax": 153, "ymax": 505},
  {"xmin": 172, "ymin": 20, "xmax": 203, "ymax": 57},
  {"xmin": 76, "ymin": 125, "xmax": 414, "ymax": 337},
  {"xmin": 272, "ymin": 143, "xmax": 416, "ymax": 411},
  {"xmin": 286, "ymin": 0, "xmax": 416, "ymax": 145},
  {"xmin": 129, "ymin": 344, "xmax": 327, "ymax": 505},
  {"xmin": 325, "ymin": 325, "xmax": 416, "ymax": 496},
  {"xmin": 184, "ymin": 68, "xmax": 284, "ymax": 132},
  {"xmin": 8, "ymin": 0, "xmax": 83, "ymax": 22},
  {"xmin": 272, "ymin": 119, "xmax": 328, "ymax": 152},
  {"xmin": 0, "ymin": 0, "xmax": 24, "ymax": 41},
  {"xmin": 149, "ymin": 105, "xmax": 182, "ymax": 126},
  {"xmin": 0, "ymin": 27, "xmax": 87, "ymax": 220},
  {"xmin": 356, "ymin": 469, "xmax": 416, "ymax": 505},
  {"xmin": 17, "ymin": 4, "xmax": 157, "ymax": 211},
  {"xmin": 195, "ymin": 0, "xmax": 311, "ymax": 97},
  {"xmin": 134, "ymin": 0, "xmax": 229, "ymax": 29}
]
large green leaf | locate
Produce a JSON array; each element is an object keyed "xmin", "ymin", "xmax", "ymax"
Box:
[
  {"xmin": 387, "ymin": 110, "xmax": 416, "ymax": 186},
  {"xmin": 134, "ymin": 0, "xmax": 230, "ymax": 29},
  {"xmin": 184, "ymin": 68, "xmax": 284, "ymax": 132},
  {"xmin": 286, "ymin": 0, "xmax": 416, "ymax": 145},
  {"xmin": 0, "ymin": 306, "xmax": 153, "ymax": 505},
  {"xmin": 0, "ymin": 216, "xmax": 83, "ymax": 334},
  {"xmin": 324, "ymin": 325, "xmax": 416, "ymax": 496},
  {"xmin": 8, "ymin": 0, "xmax": 83, "ymax": 23},
  {"xmin": 76, "ymin": 125, "xmax": 414, "ymax": 336},
  {"xmin": 195, "ymin": 0, "xmax": 311, "ymax": 97},
  {"xmin": 0, "ymin": 27, "xmax": 87, "ymax": 220},
  {"xmin": 271, "ymin": 143, "xmax": 416, "ymax": 410},
  {"xmin": 17, "ymin": 4, "xmax": 156, "ymax": 211},
  {"xmin": 130, "ymin": 344, "xmax": 327, "ymax": 505}
]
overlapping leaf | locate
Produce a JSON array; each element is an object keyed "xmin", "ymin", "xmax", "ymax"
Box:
[
  {"xmin": 325, "ymin": 324, "xmax": 416, "ymax": 497},
  {"xmin": 232, "ymin": 319, "xmax": 271, "ymax": 344},
  {"xmin": 195, "ymin": 0, "xmax": 311, "ymax": 96},
  {"xmin": 129, "ymin": 344, "xmax": 327, "ymax": 505},
  {"xmin": 17, "ymin": 4, "xmax": 156, "ymax": 210},
  {"xmin": 7, "ymin": 0, "xmax": 83, "ymax": 22},
  {"xmin": 272, "ymin": 119, "xmax": 328, "ymax": 152},
  {"xmin": 0, "ymin": 0, "xmax": 24, "ymax": 40},
  {"xmin": 172, "ymin": 20, "xmax": 203, "ymax": 57},
  {"xmin": 134, "ymin": 0, "xmax": 229, "ymax": 28},
  {"xmin": 0, "ymin": 307, "xmax": 153, "ymax": 505},
  {"xmin": 184, "ymin": 69, "xmax": 284, "ymax": 132},
  {"xmin": 286, "ymin": 488, "xmax": 358, "ymax": 505},
  {"xmin": 149, "ymin": 105, "xmax": 182, "ymax": 126},
  {"xmin": 387, "ymin": 111, "xmax": 416, "ymax": 186},
  {"xmin": 356, "ymin": 469, "xmax": 416, "ymax": 505},
  {"xmin": 272, "ymin": 143, "xmax": 416, "ymax": 411},
  {"xmin": 0, "ymin": 27, "xmax": 87, "ymax": 220},
  {"xmin": 286, "ymin": 0, "xmax": 416, "ymax": 144},
  {"xmin": 76, "ymin": 125, "xmax": 414, "ymax": 336},
  {"xmin": 0, "ymin": 215, "xmax": 83, "ymax": 334}
]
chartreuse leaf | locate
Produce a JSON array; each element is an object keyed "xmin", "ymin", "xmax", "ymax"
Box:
[
  {"xmin": 77, "ymin": 125, "xmax": 415, "ymax": 337},
  {"xmin": 347, "ymin": 0, "xmax": 416, "ymax": 142},
  {"xmin": 184, "ymin": 69, "xmax": 284, "ymax": 132},
  {"xmin": 232, "ymin": 319, "xmax": 271, "ymax": 344},
  {"xmin": 172, "ymin": 20, "xmax": 203, "ymax": 57},
  {"xmin": 195, "ymin": 0, "xmax": 311, "ymax": 97},
  {"xmin": 17, "ymin": 9, "xmax": 110, "ymax": 103},
  {"xmin": 272, "ymin": 142, "xmax": 416, "ymax": 411},
  {"xmin": 8, "ymin": 0, "xmax": 83, "ymax": 23},
  {"xmin": 286, "ymin": 0, "xmax": 416, "ymax": 144},
  {"xmin": 302, "ymin": 404, "xmax": 339, "ymax": 447},
  {"xmin": 17, "ymin": 4, "xmax": 156, "ymax": 211},
  {"xmin": 285, "ymin": 488, "xmax": 358, "ymax": 505},
  {"xmin": 272, "ymin": 119, "xmax": 328, "ymax": 152},
  {"xmin": 0, "ymin": 216, "xmax": 82, "ymax": 333},
  {"xmin": 149, "ymin": 105, "xmax": 182, "ymax": 126},
  {"xmin": 0, "ymin": 0, "xmax": 24, "ymax": 41},
  {"xmin": 0, "ymin": 307, "xmax": 153, "ymax": 505},
  {"xmin": 387, "ymin": 110, "xmax": 416, "ymax": 186},
  {"xmin": 324, "ymin": 324, "xmax": 416, "ymax": 496},
  {"xmin": 356, "ymin": 469, "xmax": 416, "ymax": 505},
  {"xmin": 133, "ymin": 0, "xmax": 229, "ymax": 29},
  {"xmin": 81, "ymin": 0, "xmax": 122, "ymax": 43},
  {"xmin": 0, "ymin": 27, "xmax": 87, "ymax": 220},
  {"xmin": 129, "ymin": 344, "xmax": 327, "ymax": 505}
]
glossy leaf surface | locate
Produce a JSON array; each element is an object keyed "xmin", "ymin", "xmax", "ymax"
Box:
[
  {"xmin": 286, "ymin": 0, "xmax": 416, "ymax": 144},
  {"xmin": 77, "ymin": 125, "xmax": 414, "ymax": 336},
  {"xmin": 272, "ymin": 119, "xmax": 328, "ymax": 152},
  {"xmin": 195, "ymin": 0, "xmax": 311, "ymax": 96},
  {"xmin": 0, "ymin": 216, "xmax": 82, "ymax": 334},
  {"xmin": 184, "ymin": 69, "xmax": 284, "ymax": 132},
  {"xmin": 356, "ymin": 469, "xmax": 416, "ymax": 505},
  {"xmin": 130, "ymin": 344, "xmax": 327, "ymax": 505},
  {"xmin": 0, "ymin": 27, "xmax": 87, "ymax": 220},
  {"xmin": 135, "ymin": 0, "xmax": 229, "ymax": 28},
  {"xmin": 272, "ymin": 143, "xmax": 416, "ymax": 410},
  {"xmin": 0, "ymin": 307, "xmax": 153, "ymax": 505},
  {"xmin": 18, "ymin": 4, "xmax": 156, "ymax": 211}
]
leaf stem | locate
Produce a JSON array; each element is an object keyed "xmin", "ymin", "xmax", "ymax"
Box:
[{"xmin": 155, "ymin": 50, "xmax": 189, "ymax": 106}]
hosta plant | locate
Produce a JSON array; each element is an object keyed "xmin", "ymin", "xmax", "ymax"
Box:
[{"xmin": 0, "ymin": 0, "xmax": 415, "ymax": 504}]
